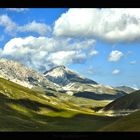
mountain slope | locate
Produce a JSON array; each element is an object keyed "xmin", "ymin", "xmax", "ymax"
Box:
[
  {"xmin": 0, "ymin": 58, "xmax": 60, "ymax": 90},
  {"xmin": 44, "ymin": 65, "xmax": 97, "ymax": 86},
  {"xmin": 44, "ymin": 65, "xmax": 126, "ymax": 100},
  {"xmin": 100, "ymin": 109, "xmax": 140, "ymax": 131},
  {"xmin": 0, "ymin": 77, "xmax": 119, "ymax": 131},
  {"xmin": 0, "ymin": 58, "xmax": 126, "ymax": 101},
  {"xmin": 115, "ymin": 86, "xmax": 136, "ymax": 94},
  {"xmin": 104, "ymin": 90, "xmax": 140, "ymax": 111}
]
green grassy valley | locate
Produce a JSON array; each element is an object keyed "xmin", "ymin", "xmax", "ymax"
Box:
[
  {"xmin": 100, "ymin": 110, "xmax": 140, "ymax": 131},
  {"xmin": 1, "ymin": 76, "xmax": 140, "ymax": 131},
  {"xmin": 0, "ymin": 77, "xmax": 120, "ymax": 131},
  {"xmin": 1, "ymin": 8, "xmax": 140, "ymax": 133}
]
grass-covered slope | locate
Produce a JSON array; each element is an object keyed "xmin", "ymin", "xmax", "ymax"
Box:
[
  {"xmin": 42, "ymin": 88, "xmax": 112, "ymax": 109},
  {"xmin": 104, "ymin": 90, "xmax": 140, "ymax": 111},
  {"xmin": 100, "ymin": 110, "xmax": 140, "ymax": 131},
  {"xmin": 0, "ymin": 77, "xmax": 119, "ymax": 131}
]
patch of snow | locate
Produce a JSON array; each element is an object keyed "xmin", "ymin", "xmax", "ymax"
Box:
[{"xmin": 66, "ymin": 91, "xmax": 74, "ymax": 96}]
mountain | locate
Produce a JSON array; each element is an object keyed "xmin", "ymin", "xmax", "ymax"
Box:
[
  {"xmin": 44, "ymin": 65, "xmax": 97, "ymax": 86},
  {"xmin": 0, "ymin": 58, "xmax": 126, "ymax": 101},
  {"xmin": 0, "ymin": 58, "xmax": 60, "ymax": 90},
  {"xmin": 101, "ymin": 90, "xmax": 140, "ymax": 116},
  {"xmin": 100, "ymin": 109, "xmax": 140, "ymax": 131},
  {"xmin": 0, "ymin": 76, "xmax": 119, "ymax": 131},
  {"xmin": 63, "ymin": 84, "xmax": 126, "ymax": 100},
  {"xmin": 44, "ymin": 65, "xmax": 127, "ymax": 100},
  {"xmin": 104, "ymin": 90, "xmax": 140, "ymax": 111},
  {"xmin": 0, "ymin": 75, "xmax": 138, "ymax": 131},
  {"xmin": 115, "ymin": 86, "xmax": 136, "ymax": 94},
  {"xmin": 0, "ymin": 58, "xmax": 138, "ymax": 131}
]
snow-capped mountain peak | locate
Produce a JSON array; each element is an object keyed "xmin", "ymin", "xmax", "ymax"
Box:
[
  {"xmin": 0, "ymin": 59, "xmax": 127, "ymax": 100},
  {"xmin": 44, "ymin": 65, "xmax": 67, "ymax": 77},
  {"xmin": 44, "ymin": 65, "xmax": 98, "ymax": 86}
]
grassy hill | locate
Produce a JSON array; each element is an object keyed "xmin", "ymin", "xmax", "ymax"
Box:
[
  {"xmin": 0, "ymin": 77, "xmax": 119, "ymax": 131},
  {"xmin": 100, "ymin": 109, "xmax": 140, "ymax": 131},
  {"xmin": 104, "ymin": 90, "xmax": 140, "ymax": 111}
]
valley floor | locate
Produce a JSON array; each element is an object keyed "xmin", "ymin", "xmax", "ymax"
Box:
[
  {"xmin": 0, "ymin": 77, "xmax": 140, "ymax": 131},
  {"xmin": 0, "ymin": 77, "xmax": 121, "ymax": 131}
]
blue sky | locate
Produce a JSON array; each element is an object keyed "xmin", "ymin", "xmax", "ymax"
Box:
[{"xmin": 0, "ymin": 8, "xmax": 140, "ymax": 89}]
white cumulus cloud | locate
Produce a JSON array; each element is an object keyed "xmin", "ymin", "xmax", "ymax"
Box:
[
  {"xmin": 0, "ymin": 14, "xmax": 50, "ymax": 35},
  {"xmin": 54, "ymin": 8, "xmax": 140, "ymax": 42},
  {"xmin": 17, "ymin": 21, "xmax": 51, "ymax": 36},
  {"xmin": 89, "ymin": 50, "xmax": 98, "ymax": 56},
  {"xmin": 108, "ymin": 50, "xmax": 124, "ymax": 62},
  {"xmin": 0, "ymin": 15, "xmax": 17, "ymax": 34},
  {"xmin": 47, "ymin": 51, "xmax": 86, "ymax": 65},
  {"xmin": 1, "ymin": 36, "xmax": 95, "ymax": 72},
  {"xmin": 112, "ymin": 69, "xmax": 120, "ymax": 75}
]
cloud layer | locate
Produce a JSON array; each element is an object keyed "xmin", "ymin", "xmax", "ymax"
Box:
[
  {"xmin": 54, "ymin": 8, "xmax": 140, "ymax": 42},
  {"xmin": 0, "ymin": 15, "xmax": 50, "ymax": 35},
  {"xmin": 108, "ymin": 50, "xmax": 124, "ymax": 62},
  {"xmin": 0, "ymin": 36, "xmax": 96, "ymax": 72},
  {"xmin": 0, "ymin": 15, "xmax": 17, "ymax": 34},
  {"xmin": 0, "ymin": 9, "xmax": 138, "ymax": 77}
]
